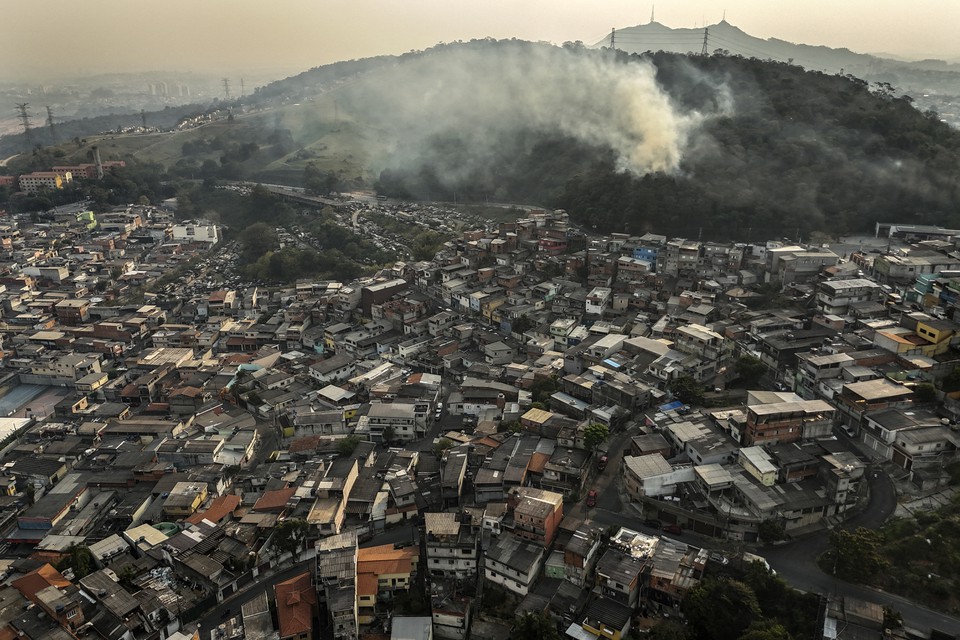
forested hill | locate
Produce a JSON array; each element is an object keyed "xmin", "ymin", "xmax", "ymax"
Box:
[{"xmin": 374, "ymin": 44, "xmax": 960, "ymax": 241}]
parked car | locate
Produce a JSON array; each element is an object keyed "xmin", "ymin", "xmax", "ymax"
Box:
[
  {"xmin": 586, "ymin": 489, "xmax": 598, "ymax": 508},
  {"xmin": 663, "ymin": 523, "xmax": 682, "ymax": 535},
  {"xmin": 597, "ymin": 455, "xmax": 608, "ymax": 471}
]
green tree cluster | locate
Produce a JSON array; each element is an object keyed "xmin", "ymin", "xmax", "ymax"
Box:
[{"xmin": 583, "ymin": 422, "xmax": 609, "ymax": 452}]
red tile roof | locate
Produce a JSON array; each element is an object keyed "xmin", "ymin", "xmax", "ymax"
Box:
[
  {"xmin": 12, "ymin": 564, "xmax": 71, "ymax": 601},
  {"xmin": 253, "ymin": 487, "xmax": 295, "ymax": 513},
  {"xmin": 184, "ymin": 494, "xmax": 241, "ymax": 526},
  {"xmin": 274, "ymin": 572, "xmax": 315, "ymax": 638}
]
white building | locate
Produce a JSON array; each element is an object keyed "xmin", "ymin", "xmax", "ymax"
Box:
[
  {"xmin": 483, "ymin": 534, "xmax": 544, "ymax": 596},
  {"xmin": 172, "ymin": 222, "xmax": 220, "ymax": 244}
]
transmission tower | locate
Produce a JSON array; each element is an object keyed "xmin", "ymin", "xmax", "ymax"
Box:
[
  {"xmin": 141, "ymin": 109, "xmax": 147, "ymax": 129},
  {"xmin": 701, "ymin": 27, "xmax": 709, "ymax": 55},
  {"xmin": 610, "ymin": 27, "xmax": 616, "ymax": 50},
  {"xmin": 222, "ymin": 77, "xmax": 231, "ymax": 100},
  {"xmin": 15, "ymin": 103, "xmax": 33, "ymax": 144},
  {"xmin": 45, "ymin": 105, "xmax": 56, "ymax": 141},
  {"xmin": 240, "ymin": 78, "xmax": 245, "ymax": 97}
]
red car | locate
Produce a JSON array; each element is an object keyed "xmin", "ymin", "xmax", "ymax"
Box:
[
  {"xmin": 586, "ymin": 489, "xmax": 598, "ymax": 507},
  {"xmin": 663, "ymin": 523, "xmax": 682, "ymax": 535}
]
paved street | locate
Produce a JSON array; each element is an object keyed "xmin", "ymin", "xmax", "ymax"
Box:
[{"xmin": 196, "ymin": 557, "xmax": 317, "ymax": 636}]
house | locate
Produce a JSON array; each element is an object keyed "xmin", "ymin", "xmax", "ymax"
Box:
[
  {"xmin": 483, "ymin": 534, "xmax": 545, "ymax": 596},
  {"xmin": 563, "ymin": 524, "xmax": 603, "ymax": 587},
  {"xmin": 275, "ymin": 572, "xmax": 316, "ymax": 640},
  {"xmin": 576, "ymin": 597, "xmax": 634, "ymax": 640},
  {"xmin": 424, "ymin": 512, "xmax": 479, "ymax": 580},
  {"xmin": 742, "ymin": 400, "xmax": 835, "ymax": 445},
  {"xmin": 509, "ymin": 487, "xmax": 564, "ymax": 547},
  {"xmin": 595, "ymin": 548, "xmax": 646, "ymax": 608}
]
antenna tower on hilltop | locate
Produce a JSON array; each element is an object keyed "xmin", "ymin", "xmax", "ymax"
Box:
[
  {"xmin": 701, "ymin": 27, "xmax": 709, "ymax": 55},
  {"xmin": 610, "ymin": 28, "xmax": 616, "ymax": 49},
  {"xmin": 650, "ymin": 4, "xmax": 655, "ymax": 23},
  {"xmin": 222, "ymin": 77, "xmax": 231, "ymax": 100}
]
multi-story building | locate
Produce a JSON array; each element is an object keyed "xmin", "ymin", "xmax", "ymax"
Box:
[
  {"xmin": 509, "ymin": 487, "xmax": 564, "ymax": 547},
  {"xmin": 483, "ymin": 534, "xmax": 545, "ymax": 596},
  {"xmin": 316, "ymin": 532, "xmax": 359, "ymax": 640},
  {"xmin": 585, "ymin": 287, "xmax": 612, "ymax": 316},
  {"xmin": 816, "ymin": 278, "xmax": 881, "ymax": 315},
  {"xmin": 18, "ymin": 171, "xmax": 67, "ymax": 193},
  {"xmin": 794, "ymin": 352, "xmax": 854, "ymax": 400},
  {"xmin": 742, "ymin": 400, "xmax": 835, "ymax": 446},
  {"xmin": 172, "ymin": 222, "xmax": 220, "ymax": 244},
  {"xmin": 424, "ymin": 512, "xmax": 479, "ymax": 580}
]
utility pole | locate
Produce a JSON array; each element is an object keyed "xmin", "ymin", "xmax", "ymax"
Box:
[
  {"xmin": 222, "ymin": 77, "xmax": 231, "ymax": 100},
  {"xmin": 15, "ymin": 103, "xmax": 32, "ymax": 145},
  {"xmin": 610, "ymin": 27, "xmax": 616, "ymax": 50},
  {"xmin": 701, "ymin": 27, "xmax": 709, "ymax": 55},
  {"xmin": 45, "ymin": 105, "xmax": 55, "ymax": 141}
]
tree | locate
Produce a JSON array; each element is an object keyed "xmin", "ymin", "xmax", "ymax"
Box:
[
  {"xmin": 58, "ymin": 544, "xmax": 95, "ymax": 579},
  {"xmin": 337, "ymin": 436, "xmax": 362, "ymax": 456},
  {"xmin": 513, "ymin": 612, "xmax": 560, "ymax": 640},
  {"xmin": 583, "ymin": 422, "xmax": 609, "ymax": 452},
  {"xmin": 738, "ymin": 621, "xmax": 793, "ymax": 640},
  {"xmin": 758, "ymin": 519, "xmax": 785, "ymax": 543},
  {"xmin": 433, "ymin": 437, "xmax": 455, "ymax": 457},
  {"xmin": 913, "ymin": 382, "xmax": 937, "ymax": 403},
  {"xmin": 683, "ymin": 578, "xmax": 762, "ymax": 640},
  {"xmin": 735, "ymin": 355, "xmax": 766, "ymax": 388},
  {"xmin": 828, "ymin": 527, "xmax": 888, "ymax": 582},
  {"xmin": 382, "ymin": 425, "xmax": 396, "ymax": 444},
  {"xmin": 669, "ymin": 375, "xmax": 704, "ymax": 406},
  {"xmin": 273, "ymin": 518, "xmax": 309, "ymax": 561}
]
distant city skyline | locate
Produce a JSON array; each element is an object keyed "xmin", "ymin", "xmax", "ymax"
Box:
[{"xmin": 2, "ymin": 0, "xmax": 959, "ymax": 81}]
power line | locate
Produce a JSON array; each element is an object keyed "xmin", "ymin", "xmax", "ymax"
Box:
[{"xmin": 15, "ymin": 103, "xmax": 32, "ymax": 145}]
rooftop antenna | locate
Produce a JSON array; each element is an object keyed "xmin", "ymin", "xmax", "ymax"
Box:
[
  {"xmin": 45, "ymin": 105, "xmax": 55, "ymax": 141},
  {"xmin": 15, "ymin": 103, "xmax": 33, "ymax": 145},
  {"xmin": 221, "ymin": 77, "xmax": 231, "ymax": 100}
]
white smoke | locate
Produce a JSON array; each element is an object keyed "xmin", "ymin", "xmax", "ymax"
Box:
[{"xmin": 338, "ymin": 42, "xmax": 709, "ymax": 179}]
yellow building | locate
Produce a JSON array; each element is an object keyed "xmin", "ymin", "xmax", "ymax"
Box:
[
  {"xmin": 356, "ymin": 543, "xmax": 419, "ymax": 622},
  {"xmin": 162, "ymin": 482, "xmax": 208, "ymax": 518}
]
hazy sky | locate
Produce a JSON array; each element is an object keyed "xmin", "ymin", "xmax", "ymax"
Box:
[{"xmin": 3, "ymin": 0, "xmax": 960, "ymax": 80}]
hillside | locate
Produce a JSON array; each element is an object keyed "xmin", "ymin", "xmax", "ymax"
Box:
[
  {"xmin": 595, "ymin": 20, "xmax": 960, "ymax": 125},
  {"xmin": 9, "ymin": 40, "xmax": 960, "ymax": 242}
]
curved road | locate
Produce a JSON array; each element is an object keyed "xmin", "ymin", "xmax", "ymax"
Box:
[
  {"xmin": 763, "ymin": 470, "xmax": 960, "ymax": 635},
  {"xmin": 585, "ymin": 462, "xmax": 960, "ymax": 635}
]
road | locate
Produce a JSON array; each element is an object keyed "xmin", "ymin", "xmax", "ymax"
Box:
[
  {"xmin": 579, "ymin": 441, "xmax": 960, "ymax": 635},
  {"xmin": 196, "ymin": 558, "xmax": 317, "ymax": 635}
]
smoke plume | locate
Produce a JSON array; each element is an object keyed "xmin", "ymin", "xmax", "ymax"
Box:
[{"xmin": 337, "ymin": 41, "xmax": 710, "ymax": 181}]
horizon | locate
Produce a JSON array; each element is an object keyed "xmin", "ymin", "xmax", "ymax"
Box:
[{"xmin": 2, "ymin": 0, "xmax": 959, "ymax": 82}]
